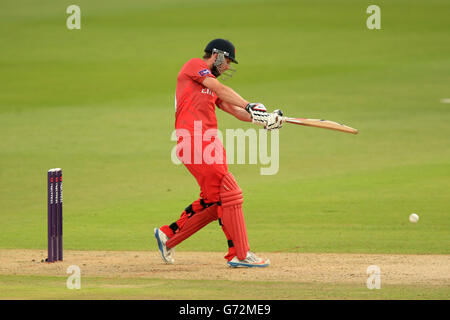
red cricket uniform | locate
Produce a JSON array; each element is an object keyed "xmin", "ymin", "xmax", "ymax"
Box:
[
  {"xmin": 175, "ymin": 58, "xmax": 228, "ymax": 204},
  {"xmin": 175, "ymin": 58, "xmax": 219, "ymax": 134},
  {"xmin": 159, "ymin": 58, "xmax": 246, "ymax": 261}
]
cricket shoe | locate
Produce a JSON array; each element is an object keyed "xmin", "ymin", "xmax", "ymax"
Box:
[
  {"xmin": 154, "ymin": 228, "xmax": 175, "ymax": 264},
  {"xmin": 227, "ymin": 251, "xmax": 270, "ymax": 268}
]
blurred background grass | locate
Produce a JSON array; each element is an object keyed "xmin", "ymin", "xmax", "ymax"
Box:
[{"xmin": 0, "ymin": 0, "xmax": 449, "ymax": 254}]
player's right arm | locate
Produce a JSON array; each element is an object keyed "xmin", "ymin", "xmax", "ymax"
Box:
[
  {"xmin": 216, "ymin": 100, "xmax": 252, "ymax": 122},
  {"xmin": 202, "ymin": 74, "xmax": 283, "ymax": 130},
  {"xmin": 202, "ymin": 77, "xmax": 249, "ymax": 109}
]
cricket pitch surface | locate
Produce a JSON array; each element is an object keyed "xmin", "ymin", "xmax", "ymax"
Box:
[{"xmin": 0, "ymin": 249, "xmax": 448, "ymax": 286}]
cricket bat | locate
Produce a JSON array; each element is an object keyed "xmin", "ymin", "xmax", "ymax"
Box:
[{"xmin": 282, "ymin": 117, "xmax": 358, "ymax": 134}]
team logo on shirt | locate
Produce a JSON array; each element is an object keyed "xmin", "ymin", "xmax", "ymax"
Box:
[{"xmin": 198, "ymin": 69, "xmax": 211, "ymax": 76}]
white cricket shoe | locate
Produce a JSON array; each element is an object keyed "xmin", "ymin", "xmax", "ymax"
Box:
[
  {"xmin": 154, "ymin": 228, "xmax": 175, "ymax": 264},
  {"xmin": 227, "ymin": 251, "xmax": 270, "ymax": 268}
]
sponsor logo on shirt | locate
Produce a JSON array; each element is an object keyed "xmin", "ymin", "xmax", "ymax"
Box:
[
  {"xmin": 198, "ymin": 69, "xmax": 211, "ymax": 76},
  {"xmin": 201, "ymin": 88, "xmax": 214, "ymax": 96}
]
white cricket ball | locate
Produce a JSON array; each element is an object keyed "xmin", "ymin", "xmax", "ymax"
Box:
[{"xmin": 409, "ymin": 213, "xmax": 419, "ymax": 223}]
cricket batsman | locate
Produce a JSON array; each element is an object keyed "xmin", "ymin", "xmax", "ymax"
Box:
[{"xmin": 154, "ymin": 39, "xmax": 283, "ymax": 268}]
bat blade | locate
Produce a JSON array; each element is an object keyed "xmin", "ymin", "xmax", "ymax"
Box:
[{"xmin": 283, "ymin": 117, "xmax": 358, "ymax": 134}]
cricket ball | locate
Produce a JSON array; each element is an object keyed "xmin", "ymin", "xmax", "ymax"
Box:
[{"xmin": 409, "ymin": 213, "xmax": 419, "ymax": 223}]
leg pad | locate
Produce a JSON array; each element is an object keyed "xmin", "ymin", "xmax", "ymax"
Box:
[
  {"xmin": 219, "ymin": 173, "xmax": 249, "ymax": 260},
  {"xmin": 166, "ymin": 204, "xmax": 218, "ymax": 248}
]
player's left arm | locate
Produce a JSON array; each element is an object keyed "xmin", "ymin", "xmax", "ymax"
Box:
[{"xmin": 217, "ymin": 100, "xmax": 252, "ymax": 122}]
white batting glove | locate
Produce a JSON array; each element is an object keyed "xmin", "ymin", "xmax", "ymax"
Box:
[
  {"xmin": 245, "ymin": 103, "xmax": 284, "ymax": 130},
  {"xmin": 245, "ymin": 103, "xmax": 269, "ymax": 126},
  {"xmin": 266, "ymin": 109, "xmax": 284, "ymax": 130}
]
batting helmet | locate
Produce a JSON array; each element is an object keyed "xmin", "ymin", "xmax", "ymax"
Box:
[{"xmin": 204, "ymin": 39, "xmax": 238, "ymax": 64}]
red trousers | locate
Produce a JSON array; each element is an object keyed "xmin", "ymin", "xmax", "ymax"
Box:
[{"xmin": 161, "ymin": 135, "xmax": 237, "ymax": 260}]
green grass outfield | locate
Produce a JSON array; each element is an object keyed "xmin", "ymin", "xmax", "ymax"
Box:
[
  {"xmin": 1, "ymin": 0, "xmax": 449, "ymax": 299},
  {"xmin": 1, "ymin": 275, "xmax": 448, "ymax": 300}
]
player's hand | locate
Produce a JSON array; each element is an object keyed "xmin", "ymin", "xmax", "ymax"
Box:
[
  {"xmin": 245, "ymin": 103, "xmax": 269, "ymax": 126},
  {"xmin": 245, "ymin": 103, "xmax": 284, "ymax": 130},
  {"xmin": 266, "ymin": 109, "xmax": 284, "ymax": 130}
]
